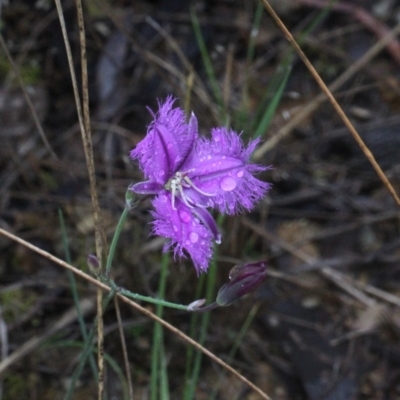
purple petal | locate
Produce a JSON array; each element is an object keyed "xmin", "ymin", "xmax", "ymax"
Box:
[
  {"xmin": 191, "ymin": 207, "xmax": 221, "ymax": 244},
  {"xmin": 130, "ymin": 181, "xmax": 163, "ymax": 195},
  {"xmin": 183, "ymin": 127, "xmax": 271, "ymax": 214},
  {"xmin": 151, "ymin": 194, "xmax": 213, "ymax": 274},
  {"xmin": 216, "ymin": 261, "xmax": 267, "ymax": 306},
  {"xmin": 130, "ymin": 97, "xmax": 197, "ymax": 183}
]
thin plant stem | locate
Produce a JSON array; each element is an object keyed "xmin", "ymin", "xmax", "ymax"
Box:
[
  {"xmin": 252, "ymin": 61, "xmax": 292, "ymax": 139},
  {"xmin": 106, "ymin": 206, "xmax": 129, "ymax": 277},
  {"xmin": 185, "ymin": 255, "xmax": 217, "ymax": 400},
  {"xmin": 55, "ymin": 1, "xmax": 107, "ymax": 397},
  {"xmin": 54, "ymin": 341, "xmax": 129, "ymax": 400},
  {"xmin": 184, "ymin": 215, "xmax": 223, "ymax": 400},
  {"xmin": 239, "ymin": 2, "xmax": 264, "ymax": 125},
  {"xmin": 0, "ymin": 227, "xmax": 272, "ymax": 400},
  {"xmin": 151, "ymin": 255, "xmax": 170, "ymax": 400},
  {"xmin": 74, "ymin": 1, "xmax": 105, "ymax": 394},
  {"xmin": 190, "ymin": 7, "xmax": 224, "ymax": 119},
  {"xmin": 106, "ymin": 278, "xmax": 189, "ymax": 311},
  {"xmin": 114, "ymin": 297, "xmax": 134, "ymax": 399},
  {"xmin": 249, "ymin": 2, "xmax": 330, "ymax": 138},
  {"xmin": 210, "ymin": 304, "xmax": 260, "ymax": 400},
  {"xmin": 64, "ymin": 326, "xmax": 96, "ymax": 400},
  {"xmin": 64, "ymin": 288, "xmax": 118, "ymax": 400},
  {"xmin": 259, "ymin": 0, "xmax": 400, "ymax": 207},
  {"xmin": 183, "ymin": 272, "xmax": 206, "ymax": 398},
  {"xmin": 58, "ymin": 210, "xmax": 98, "ymax": 380}
]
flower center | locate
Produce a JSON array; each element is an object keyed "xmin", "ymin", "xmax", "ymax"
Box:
[{"xmin": 165, "ymin": 171, "xmax": 214, "ymax": 209}]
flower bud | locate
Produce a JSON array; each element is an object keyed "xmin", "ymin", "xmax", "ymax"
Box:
[
  {"xmin": 187, "ymin": 298, "xmax": 207, "ymax": 311},
  {"xmin": 216, "ymin": 261, "xmax": 267, "ymax": 306},
  {"xmin": 125, "ymin": 190, "xmax": 136, "ymax": 210},
  {"xmin": 87, "ymin": 254, "xmax": 100, "ymax": 275}
]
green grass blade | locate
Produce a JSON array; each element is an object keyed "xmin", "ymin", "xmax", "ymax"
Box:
[
  {"xmin": 252, "ymin": 61, "xmax": 292, "ymax": 139},
  {"xmin": 210, "ymin": 304, "xmax": 259, "ymax": 400},
  {"xmin": 58, "ymin": 210, "xmax": 98, "ymax": 380},
  {"xmin": 183, "ymin": 215, "xmax": 223, "ymax": 400},
  {"xmin": 190, "ymin": 8, "xmax": 224, "ymax": 119},
  {"xmin": 183, "ymin": 270, "xmax": 206, "ymax": 398},
  {"xmin": 48, "ymin": 340, "xmax": 129, "ymax": 400},
  {"xmin": 150, "ymin": 254, "xmax": 170, "ymax": 400},
  {"xmin": 246, "ymin": 3, "xmax": 264, "ymax": 64}
]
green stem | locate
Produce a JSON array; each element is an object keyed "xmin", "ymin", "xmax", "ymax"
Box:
[
  {"xmin": 64, "ymin": 283, "xmax": 119, "ymax": 400},
  {"xmin": 105, "ymin": 206, "xmax": 129, "ymax": 276},
  {"xmin": 58, "ymin": 210, "xmax": 98, "ymax": 381},
  {"xmin": 106, "ymin": 278, "xmax": 189, "ymax": 311},
  {"xmin": 150, "ymin": 254, "xmax": 170, "ymax": 400}
]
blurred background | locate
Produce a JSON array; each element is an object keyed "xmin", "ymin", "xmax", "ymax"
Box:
[{"xmin": 1, "ymin": 0, "xmax": 400, "ymax": 398}]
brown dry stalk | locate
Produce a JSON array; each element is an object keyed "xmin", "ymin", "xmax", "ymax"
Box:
[
  {"xmin": 114, "ymin": 297, "xmax": 134, "ymax": 398},
  {"xmin": 54, "ymin": 0, "xmax": 107, "ymax": 256},
  {"xmin": 259, "ymin": 0, "xmax": 400, "ymax": 207},
  {"xmin": 74, "ymin": 0, "xmax": 105, "ymax": 397},
  {"xmin": 253, "ymin": 21, "xmax": 400, "ymax": 158},
  {"xmin": 0, "ymin": 227, "xmax": 272, "ymax": 400},
  {"xmin": 54, "ymin": 1, "xmax": 108, "ymax": 396}
]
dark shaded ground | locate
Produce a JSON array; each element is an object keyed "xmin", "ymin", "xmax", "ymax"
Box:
[{"xmin": 1, "ymin": 0, "xmax": 400, "ymax": 399}]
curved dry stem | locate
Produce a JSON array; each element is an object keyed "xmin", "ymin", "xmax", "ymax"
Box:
[
  {"xmin": 259, "ymin": 0, "xmax": 400, "ymax": 207},
  {"xmin": 0, "ymin": 227, "xmax": 272, "ymax": 400},
  {"xmin": 253, "ymin": 20, "xmax": 400, "ymax": 158}
]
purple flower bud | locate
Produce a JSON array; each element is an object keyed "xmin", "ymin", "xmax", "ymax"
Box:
[
  {"xmin": 216, "ymin": 261, "xmax": 267, "ymax": 306},
  {"xmin": 87, "ymin": 254, "xmax": 100, "ymax": 275}
]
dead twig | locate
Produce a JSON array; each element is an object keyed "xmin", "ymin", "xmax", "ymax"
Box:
[
  {"xmin": 0, "ymin": 227, "xmax": 272, "ymax": 400},
  {"xmin": 253, "ymin": 21, "xmax": 400, "ymax": 158},
  {"xmin": 114, "ymin": 297, "xmax": 134, "ymax": 399},
  {"xmin": 54, "ymin": 1, "xmax": 108, "ymax": 396},
  {"xmin": 258, "ymin": 0, "xmax": 400, "ymax": 207}
]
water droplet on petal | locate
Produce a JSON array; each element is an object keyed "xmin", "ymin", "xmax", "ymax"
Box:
[
  {"xmin": 207, "ymin": 155, "xmax": 211, "ymax": 160},
  {"xmin": 159, "ymin": 170, "xmax": 165, "ymax": 177},
  {"xmin": 173, "ymin": 225, "xmax": 178, "ymax": 232},
  {"xmin": 179, "ymin": 210, "xmax": 191, "ymax": 223},
  {"xmin": 220, "ymin": 177, "xmax": 237, "ymax": 191},
  {"xmin": 189, "ymin": 232, "xmax": 199, "ymax": 243},
  {"xmin": 236, "ymin": 170, "xmax": 244, "ymax": 178}
]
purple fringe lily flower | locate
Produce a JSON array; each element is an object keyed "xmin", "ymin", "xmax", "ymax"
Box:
[{"xmin": 130, "ymin": 96, "xmax": 270, "ymax": 273}]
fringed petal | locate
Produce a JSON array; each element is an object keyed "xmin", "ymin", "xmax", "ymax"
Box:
[{"xmin": 151, "ymin": 194, "xmax": 213, "ymax": 274}]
